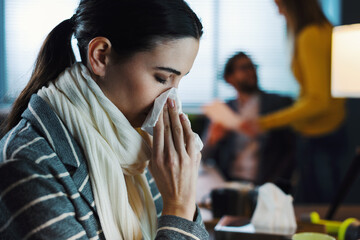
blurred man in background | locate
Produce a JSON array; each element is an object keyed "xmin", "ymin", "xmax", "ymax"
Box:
[{"xmin": 202, "ymin": 52, "xmax": 296, "ymax": 192}]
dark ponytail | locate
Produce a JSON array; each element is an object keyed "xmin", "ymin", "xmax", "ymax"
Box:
[
  {"xmin": 4, "ymin": 0, "xmax": 203, "ymax": 133},
  {"xmin": 5, "ymin": 19, "xmax": 75, "ymax": 132}
]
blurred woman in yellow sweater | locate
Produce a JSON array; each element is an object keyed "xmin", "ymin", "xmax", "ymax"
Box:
[{"xmin": 243, "ymin": 0, "xmax": 347, "ymax": 203}]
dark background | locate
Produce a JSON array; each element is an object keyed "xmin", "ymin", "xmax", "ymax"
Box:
[{"xmin": 338, "ymin": 0, "xmax": 360, "ymax": 203}]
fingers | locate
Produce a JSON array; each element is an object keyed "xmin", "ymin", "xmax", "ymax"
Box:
[
  {"xmin": 195, "ymin": 152, "xmax": 202, "ymax": 168},
  {"xmin": 167, "ymin": 99, "xmax": 186, "ymax": 155},
  {"xmin": 180, "ymin": 113, "xmax": 196, "ymax": 155},
  {"xmin": 163, "ymin": 102, "xmax": 176, "ymax": 156},
  {"xmin": 154, "ymin": 98, "xmax": 197, "ymax": 162},
  {"xmin": 152, "ymin": 108, "xmax": 164, "ymax": 163}
]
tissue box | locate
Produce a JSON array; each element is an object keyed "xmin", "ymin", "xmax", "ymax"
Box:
[{"xmin": 214, "ymin": 216, "xmax": 292, "ymax": 240}]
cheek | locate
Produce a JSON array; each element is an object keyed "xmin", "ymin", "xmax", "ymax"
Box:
[
  {"xmin": 234, "ymin": 71, "xmax": 246, "ymax": 80},
  {"xmin": 130, "ymin": 82, "xmax": 151, "ymax": 106},
  {"xmin": 131, "ymin": 78, "xmax": 162, "ymax": 111}
]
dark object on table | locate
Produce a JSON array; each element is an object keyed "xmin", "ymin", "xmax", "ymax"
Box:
[
  {"xmin": 210, "ymin": 188, "xmax": 258, "ymax": 218},
  {"xmin": 344, "ymin": 220, "xmax": 360, "ymax": 240},
  {"xmin": 326, "ymin": 149, "xmax": 360, "ymax": 220}
]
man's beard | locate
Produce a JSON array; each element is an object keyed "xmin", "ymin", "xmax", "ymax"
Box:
[{"xmin": 235, "ymin": 81, "xmax": 259, "ymax": 94}]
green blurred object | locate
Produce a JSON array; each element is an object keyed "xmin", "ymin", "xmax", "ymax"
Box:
[
  {"xmin": 303, "ymin": 212, "xmax": 359, "ymax": 240},
  {"xmin": 292, "ymin": 232, "xmax": 335, "ymax": 240},
  {"xmin": 310, "ymin": 212, "xmax": 343, "ymax": 234}
]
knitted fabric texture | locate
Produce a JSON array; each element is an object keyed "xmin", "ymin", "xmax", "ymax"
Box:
[{"xmin": 38, "ymin": 63, "xmax": 157, "ymax": 240}]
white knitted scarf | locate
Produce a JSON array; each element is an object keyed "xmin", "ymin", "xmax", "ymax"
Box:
[{"xmin": 38, "ymin": 63, "xmax": 157, "ymax": 240}]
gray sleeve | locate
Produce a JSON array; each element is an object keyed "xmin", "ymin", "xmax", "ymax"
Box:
[
  {"xmin": 0, "ymin": 160, "xmax": 94, "ymax": 240},
  {"xmin": 155, "ymin": 206, "xmax": 209, "ymax": 239}
]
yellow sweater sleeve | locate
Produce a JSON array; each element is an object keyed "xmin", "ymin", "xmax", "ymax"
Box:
[{"xmin": 259, "ymin": 25, "xmax": 331, "ymax": 130}]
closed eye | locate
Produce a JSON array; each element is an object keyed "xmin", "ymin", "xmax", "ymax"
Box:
[{"xmin": 155, "ymin": 76, "xmax": 167, "ymax": 84}]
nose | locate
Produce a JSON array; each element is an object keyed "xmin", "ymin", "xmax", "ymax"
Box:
[
  {"xmin": 172, "ymin": 79, "xmax": 180, "ymax": 89},
  {"xmin": 163, "ymin": 85, "xmax": 178, "ymax": 95}
]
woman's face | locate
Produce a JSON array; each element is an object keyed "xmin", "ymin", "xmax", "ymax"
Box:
[{"xmin": 99, "ymin": 37, "xmax": 199, "ymax": 128}]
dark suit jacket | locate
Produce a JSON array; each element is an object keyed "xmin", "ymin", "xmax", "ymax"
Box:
[{"xmin": 202, "ymin": 91, "xmax": 296, "ymax": 188}]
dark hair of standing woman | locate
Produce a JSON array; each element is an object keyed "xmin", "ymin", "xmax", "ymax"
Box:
[
  {"xmin": 280, "ymin": 0, "xmax": 330, "ymax": 35},
  {"xmin": 4, "ymin": 0, "xmax": 203, "ymax": 132}
]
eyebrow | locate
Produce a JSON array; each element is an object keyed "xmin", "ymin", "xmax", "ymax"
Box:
[{"xmin": 155, "ymin": 67, "xmax": 182, "ymax": 76}]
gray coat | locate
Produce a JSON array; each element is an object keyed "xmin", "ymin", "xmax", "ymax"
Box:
[{"xmin": 0, "ymin": 94, "xmax": 208, "ymax": 240}]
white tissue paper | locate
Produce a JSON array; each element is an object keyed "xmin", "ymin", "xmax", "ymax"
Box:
[
  {"xmin": 141, "ymin": 88, "xmax": 203, "ymax": 152},
  {"xmin": 250, "ymin": 183, "xmax": 297, "ymax": 235}
]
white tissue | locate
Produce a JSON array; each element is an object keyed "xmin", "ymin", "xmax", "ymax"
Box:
[
  {"xmin": 250, "ymin": 183, "xmax": 297, "ymax": 235},
  {"xmin": 141, "ymin": 88, "xmax": 203, "ymax": 152}
]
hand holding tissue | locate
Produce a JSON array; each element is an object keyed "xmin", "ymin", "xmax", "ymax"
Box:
[
  {"xmin": 141, "ymin": 88, "xmax": 203, "ymax": 152},
  {"xmin": 250, "ymin": 183, "xmax": 297, "ymax": 235}
]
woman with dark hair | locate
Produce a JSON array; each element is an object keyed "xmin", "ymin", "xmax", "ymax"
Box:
[
  {"xmin": 0, "ymin": 0, "xmax": 208, "ymax": 239},
  {"xmin": 243, "ymin": 0, "xmax": 346, "ymax": 203}
]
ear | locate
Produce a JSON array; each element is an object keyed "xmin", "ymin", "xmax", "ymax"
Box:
[{"xmin": 87, "ymin": 37, "xmax": 112, "ymax": 77}]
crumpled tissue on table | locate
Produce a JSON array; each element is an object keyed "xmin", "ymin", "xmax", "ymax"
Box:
[
  {"xmin": 250, "ymin": 183, "xmax": 297, "ymax": 235},
  {"xmin": 141, "ymin": 88, "xmax": 203, "ymax": 152}
]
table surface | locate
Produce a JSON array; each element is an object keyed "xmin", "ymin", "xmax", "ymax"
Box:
[{"xmin": 197, "ymin": 164, "xmax": 360, "ymax": 239}]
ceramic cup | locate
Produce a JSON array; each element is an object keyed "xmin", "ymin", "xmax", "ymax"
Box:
[{"xmin": 292, "ymin": 232, "xmax": 336, "ymax": 240}]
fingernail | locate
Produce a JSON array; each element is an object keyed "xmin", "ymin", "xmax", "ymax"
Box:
[
  {"xmin": 180, "ymin": 113, "xmax": 188, "ymax": 123},
  {"xmin": 168, "ymin": 98, "xmax": 175, "ymax": 108}
]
